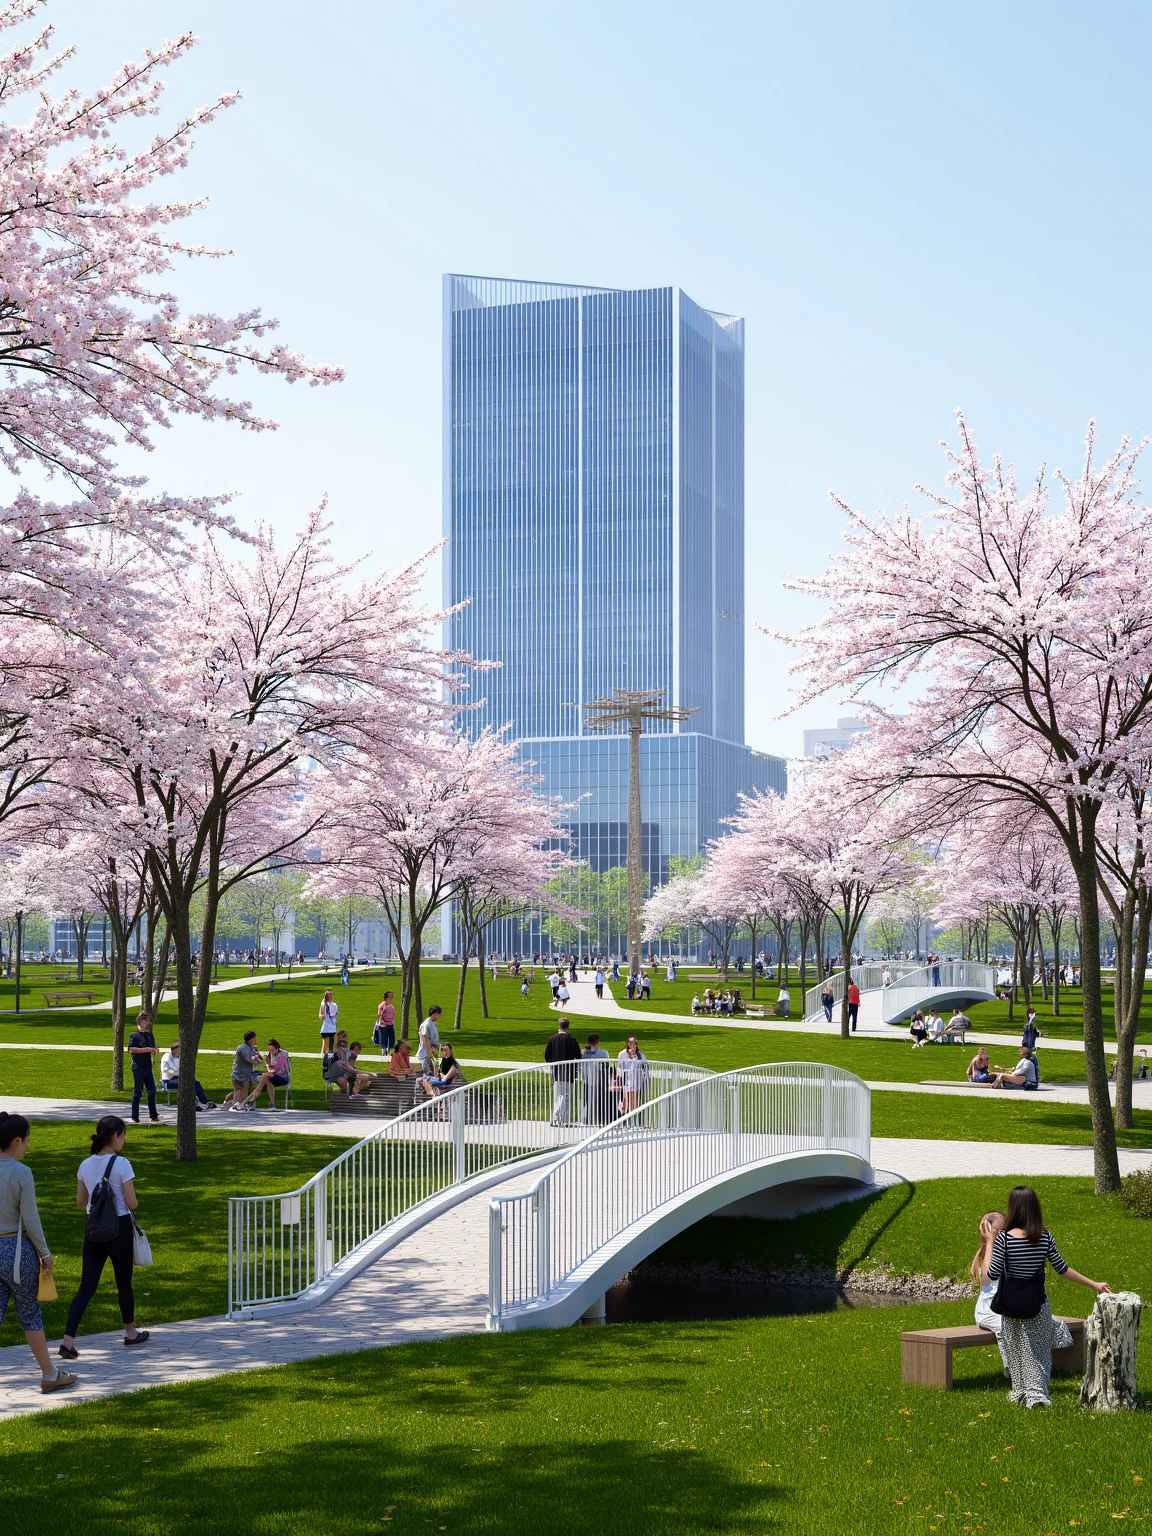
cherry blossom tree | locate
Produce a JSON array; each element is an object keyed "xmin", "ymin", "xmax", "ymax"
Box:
[
  {"xmin": 314, "ymin": 730, "xmax": 558, "ymax": 1035},
  {"xmin": 74, "ymin": 514, "xmax": 448, "ymax": 1159},
  {"xmin": 781, "ymin": 417, "xmax": 1152, "ymax": 1189}
]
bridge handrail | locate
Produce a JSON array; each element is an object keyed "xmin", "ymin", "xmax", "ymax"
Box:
[
  {"xmin": 227, "ymin": 1058, "xmax": 714, "ymax": 1316},
  {"xmin": 803, "ymin": 962, "xmax": 921, "ymax": 1020},
  {"xmin": 488, "ymin": 1061, "xmax": 870, "ymax": 1326},
  {"xmin": 880, "ymin": 961, "xmax": 997, "ymax": 1023}
]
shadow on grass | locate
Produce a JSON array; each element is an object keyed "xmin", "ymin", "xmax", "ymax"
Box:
[{"xmin": 1, "ymin": 1332, "xmax": 789, "ymax": 1536}]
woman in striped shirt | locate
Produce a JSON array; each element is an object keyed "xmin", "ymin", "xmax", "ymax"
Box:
[{"xmin": 982, "ymin": 1184, "xmax": 1111, "ymax": 1408}]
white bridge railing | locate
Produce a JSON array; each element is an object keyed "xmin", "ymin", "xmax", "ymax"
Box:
[
  {"xmin": 488, "ymin": 1062, "xmax": 870, "ymax": 1329},
  {"xmin": 803, "ymin": 962, "xmax": 921, "ymax": 1020},
  {"xmin": 880, "ymin": 961, "xmax": 997, "ymax": 1023},
  {"xmin": 227, "ymin": 1059, "xmax": 712, "ymax": 1317}
]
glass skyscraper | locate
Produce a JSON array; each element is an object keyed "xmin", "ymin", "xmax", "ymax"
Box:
[{"xmin": 444, "ymin": 273, "xmax": 785, "ymax": 951}]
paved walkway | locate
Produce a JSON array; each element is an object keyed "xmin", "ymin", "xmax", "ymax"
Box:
[
  {"xmin": 2, "ymin": 1133, "xmax": 1149, "ymax": 1422},
  {"xmin": 560, "ymin": 972, "xmax": 1119, "ymax": 1056}
]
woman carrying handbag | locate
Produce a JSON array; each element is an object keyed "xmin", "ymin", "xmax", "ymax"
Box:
[
  {"xmin": 0, "ymin": 1111, "xmax": 77, "ymax": 1393},
  {"xmin": 983, "ymin": 1183, "xmax": 1110, "ymax": 1408},
  {"xmin": 59, "ymin": 1115, "xmax": 149, "ymax": 1360}
]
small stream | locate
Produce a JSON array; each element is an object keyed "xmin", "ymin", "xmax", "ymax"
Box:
[{"xmin": 602, "ymin": 1275, "xmax": 914, "ymax": 1324}]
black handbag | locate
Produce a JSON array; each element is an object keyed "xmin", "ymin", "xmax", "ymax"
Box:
[{"xmin": 990, "ymin": 1268, "xmax": 1046, "ymax": 1318}]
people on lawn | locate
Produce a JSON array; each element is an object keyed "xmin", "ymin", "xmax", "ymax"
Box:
[
  {"xmin": 60, "ymin": 1115, "xmax": 148, "ymax": 1361},
  {"xmin": 908, "ymin": 1010, "xmax": 928, "ymax": 1047},
  {"xmin": 244, "ymin": 1038, "xmax": 291, "ymax": 1108},
  {"xmin": 924, "ymin": 1010, "xmax": 945, "ymax": 1043},
  {"xmin": 159, "ymin": 1042, "xmax": 216, "ymax": 1111},
  {"xmin": 967, "ymin": 1046, "xmax": 994, "ymax": 1084},
  {"xmin": 691, "ymin": 992, "xmax": 703, "ymax": 1016},
  {"xmin": 0, "ymin": 1112, "xmax": 77, "ymax": 1394},
  {"xmin": 946, "ymin": 1007, "xmax": 970, "ymax": 1039},
  {"xmin": 417, "ymin": 1006, "xmax": 442, "ymax": 1074},
  {"xmin": 993, "ymin": 1045, "xmax": 1039, "ymax": 1090},
  {"xmin": 373, "ymin": 991, "xmax": 396, "ymax": 1055},
  {"xmin": 1021, "ymin": 1008, "xmax": 1043, "ymax": 1081},
  {"xmin": 318, "ymin": 988, "xmax": 339, "ymax": 1050},
  {"xmin": 222, "ymin": 1031, "xmax": 264, "ymax": 1110},
  {"xmin": 128, "ymin": 1012, "xmax": 160, "ymax": 1124},
  {"xmin": 970, "ymin": 1209, "xmax": 1009, "ymax": 1367},
  {"xmin": 981, "ymin": 1184, "xmax": 1110, "ymax": 1408}
]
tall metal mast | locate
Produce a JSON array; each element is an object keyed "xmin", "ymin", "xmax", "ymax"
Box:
[{"xmin": 582, "ymin": 689, "xmax": 698, "ymax": 974}]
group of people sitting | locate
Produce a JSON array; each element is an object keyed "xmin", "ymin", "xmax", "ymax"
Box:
[
  {"xmin": 907, "ymin": 1007, "xmax": 970, "ymax": 1046},
  {"xmin": 691, "ymin": 988, "xmax": 745, "ymax": 1016},
  {"xmin": 320, "ymin": 994, "xmax": 469, "ymax": 1105},
  {"xmin": 966, "ymin": 1044, "xmax": 1040, "ymax": 1089}
]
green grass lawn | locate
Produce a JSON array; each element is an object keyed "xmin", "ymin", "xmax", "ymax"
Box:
[
  {"xmin": 0, "ymin": 1123, "xmax": 349, "ymax": 1349},
  {"xmin": 1, "ymin": 1176, "xmax": 1148, "ymax": 1536}
]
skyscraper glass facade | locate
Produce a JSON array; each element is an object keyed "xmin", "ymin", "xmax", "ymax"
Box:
[{"xmin": 444, "ymin": 273, "xmax": 785, "ymax": 952}]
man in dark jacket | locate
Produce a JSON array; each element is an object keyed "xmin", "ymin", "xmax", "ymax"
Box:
[{"xmin": 544, "ymin": 1016, "xmax": 583, "ymax": 1125}]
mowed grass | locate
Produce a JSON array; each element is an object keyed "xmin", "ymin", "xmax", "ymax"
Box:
[
  {"xmin": 1, "ymin": 1176, "xmax": 1148, "ymax": 1536},
  {"xmin": 0, "ymin": 1123, "xmax": 350, "ymax": 1347}
]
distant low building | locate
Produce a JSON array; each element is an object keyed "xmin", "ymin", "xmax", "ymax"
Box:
[{"xmin": 803, "ymin": 717, "xmax": 870, "ymax": 760}]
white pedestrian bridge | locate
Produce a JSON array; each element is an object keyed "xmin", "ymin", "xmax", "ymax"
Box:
[
  {"xmin": 229, "ymin": 1060, "xmax": 872, "ymax": 1331},
  {"xmin": 804, "ymin": 961, "xmax": 999, "ymax": 1027}
]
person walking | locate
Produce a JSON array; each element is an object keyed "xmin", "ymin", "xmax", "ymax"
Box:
[
  {"xmin": 640, "ymin": 970, "xmax": 651, "ymax": 1000},
  {"xmin": 417, "ymin": 1006, "xmax": 442, "ymax": 1076},
  {"xmin": 544, "ymin": 1017, "xmax": 582, "ymax": 1125},
  {"xmin": 549, "ymin": 968, "xmax": 562, "ymax": 1002},
  {"xmin": 373, "ymin": 991, "xmax": 396, "ymax": 1056},
  {"xmin": 983, "ymin": 1183, "xmax": 1110, "ymax": 1408},
  {"xmin": 60, "ymin": 1115, "xmax": 149, "ymax": 1359},
  {"xmin": 820, "ymin": 980, "xmax": 834, "ymax": 1023},
  {"xmin": 568, "ymin": 955, "xmax": 578, "ymax": 983},
  {"xmin": 593, "ymin": 966, "xmax": 606, "ymax": 1001},
  {"xmin": 319, "ymin": 989, "xmax": 339, "ymax": 1051},
  {"xmin": 0, "ymin": 1112, "xmax": 77, "ymax": 1393},
  {"xmin": 128, "ymin": 1012, "xmax": 160, "ymax": 1125},
  {"xmin": 616, "ymin": 1036, "xmax": 650, "ymax": 1113},
  {"xmin": 847, "ymin": 980, "xmax": 861, "ymax": 1032}
]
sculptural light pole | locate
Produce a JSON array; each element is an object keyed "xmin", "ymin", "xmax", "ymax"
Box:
[{"xmin": 582, "ymin": 689, "xmax": 697, "ymax": 974}]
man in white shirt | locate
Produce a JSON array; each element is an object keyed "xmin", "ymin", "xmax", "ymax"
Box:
[
  {"xmin": 994, "ymin": 1046, "xmax": 1039, "ymax": 1090},
  {"xmin": 158, "ymin": 1042, "xmax": 215, "ymax": 1111},
  {"xmin": 925, "ymin": 1011, "xmax": 945, "ymax": 1042},
  {"xmin": 593, "ymin": 967, "xmax": 606, "ymax": 1000},
  {"xmin": 417, "ymin": 1006, "xmax": 442, "ymax": 1074}
]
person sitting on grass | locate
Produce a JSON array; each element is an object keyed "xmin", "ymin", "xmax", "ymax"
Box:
[
  {"xmin": 967, "ymin": 1045, "xmax": 994, "ymax": 1084},
  {"xmin": 159, "ymin": 1043, "xmax": 216, "ymax": 1111},
  {"xmin": 691, "ymin": 992, "xmax": 703, "ymax": 1016},
  {"xmin": 388, "ymin": 1038, "xmax": 416, "ymax": 1078},
  {"xmin": 993, "ymin": 1044, "xmax": 1039, "ymax": 1090},
  {"xmin": 908, "ymin": 1011, "xmax": 929, "ymax": 1047},
  {"xmin": 244, "ymin": 1038, "xmax": 291, "ymax": 1109},
  {"xmin": 924, "ymin": 1010, "xmax": 946, "ymax": 1043}
]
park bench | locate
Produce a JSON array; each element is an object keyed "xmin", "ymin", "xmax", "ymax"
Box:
[
  {"xmin": 900, "ymin": 1318, "xmax": 1084, "ymax": 1389},
  {"xmin": 42, "ymin": 991, "xmax": 95, "ymax": 1007}
]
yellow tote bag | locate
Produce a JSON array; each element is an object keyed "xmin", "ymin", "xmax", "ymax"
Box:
[{"xmin": 37, "ymin": 1268, "xmax": 57, "ymax": 1302}]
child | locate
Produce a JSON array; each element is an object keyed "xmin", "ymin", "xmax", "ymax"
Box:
[{"xmin": 971, "ymin": 1211, "xmax": 1009, "ymax": 1369}]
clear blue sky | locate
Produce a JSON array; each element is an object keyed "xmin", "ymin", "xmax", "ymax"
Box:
[{"xmin": 48, "ymin": 1, "xmax": 1152, "ymax": 756}]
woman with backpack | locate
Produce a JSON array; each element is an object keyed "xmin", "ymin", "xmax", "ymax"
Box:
[
  {"xmin": 59, "ymin": 1116, "xmax": 148, "ymax": 1360},
  {"xmin": 0, "ymin": 1111, "xmax": 77, "ymax": 1393}
]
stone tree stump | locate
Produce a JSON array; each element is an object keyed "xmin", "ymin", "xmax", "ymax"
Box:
[{"xmin": 1079, "ymin": 1292, "xmax": 1142, "ymax": 1411}]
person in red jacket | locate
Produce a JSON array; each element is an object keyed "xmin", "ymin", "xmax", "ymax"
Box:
[{"xmin": 847, "ymin": 980, "xmax": 861, "ymax": 1031}]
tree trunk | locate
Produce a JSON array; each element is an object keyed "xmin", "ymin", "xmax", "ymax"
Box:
[
  {"xmin": 13, "ymin": 912, "xmax": 21, "ymax": 1014},
  {"xmin": 454, "ymin": 946, "xmax": 469, "ymax": 1031},
  {"xmin": 1079, "ymin": 1292, "xmax": 1142, "ymax": 1410},
  {"xmin": 110, "ymin": 939, "xmax": 127, "ymax": 1091},
  {"xmin": 838, "ymin": 913, "xmax": 852, "ymax": 1039},
  {"xmin": 1074, "ymin": 845, "xmax": 1122, "ymax": 1193},
  {"xmin": 477, "ymin": 928, "xmax": 489, "ymax": 1019},
  {"xmin": 1114, "ymin": 883, "xmax": 1150, "ymax": 1130},
  {"xmin": 142, "ymin": 903, "xmax": 156, "ymax": 1020}
]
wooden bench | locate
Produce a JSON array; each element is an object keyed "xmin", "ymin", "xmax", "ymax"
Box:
[
  {"xmin": 901, "ymin": 1318, "xmax": 1085, "ymax": 1388},
  {"xmin": 42, "ymin": 991, "xmax": 95, "ymax": 1007}
]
